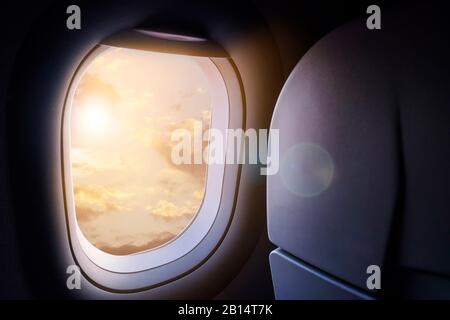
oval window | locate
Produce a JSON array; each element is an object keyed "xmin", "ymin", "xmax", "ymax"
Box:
[{"xmin": 70, "ymin": 47, "xmax": 213, "ymax": 255}]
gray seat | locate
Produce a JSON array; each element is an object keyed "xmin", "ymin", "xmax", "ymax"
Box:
[{"xmin": 268, "ymin": 4, "xmax": 450, "ymax": 299}]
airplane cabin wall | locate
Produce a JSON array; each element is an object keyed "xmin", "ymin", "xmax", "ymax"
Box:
[{"xmin": 0, "ymin": 0, "xmax": 393, "ymax": 299}]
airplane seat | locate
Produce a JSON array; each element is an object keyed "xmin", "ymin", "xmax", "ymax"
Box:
[{"xmin": 267, "ymin": 4, "xmax": 450, "ymax": 299}]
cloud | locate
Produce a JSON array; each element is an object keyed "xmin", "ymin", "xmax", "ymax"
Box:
[
  {"xmin": 155, "ymin": 168, "xmax": 205, "ymax": 196},
  {"xmin": 136, "ymin": 114, "xmax": 211, "ymax": 177},
  {"xmin": 74, "ymin": 73, "xmax": 120, "ymax": 108},
  {"xmin": 96, "ymin": 231, "xmax": 176, "ymax": 255},
  {"xmin": 145, "ymin": 199, "xmax": 198, "ymax": 221},
  {"xmin": 90, "ymin": 50, "xmax": 131, "ymax": 73},
  {"xmin": 74, "ymin": 185, "xmax": 131, "ymax": 221},
  {"xmin": 193, "ymin": 190, "xmax": 204, "ymax": 200},
  {"xmin": 71, "ymin": 147, "xmax": 126, "ymax": 176}
]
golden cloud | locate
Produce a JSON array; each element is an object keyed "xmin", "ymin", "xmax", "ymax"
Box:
[
  {"xmin": 71, "ymin": 147, "xmax": 126, "ymax": 176},
  {"xmin": 95, "ymin": 231, "xmax": 176, "ymax": 255},
  {"xmin": 74, "ymin": 73, "xmax": 120, "ymax": 109},
  {"xmin": 145, "ymin": 199, "xmax": 198, "ymax": 220},
  {"xmin": 74, "ymin": 185, "xmax": 131, "ymax": 221},
  {"xmin": 135, "ymin": 114, "xmax": 211, "ymax": 178}
]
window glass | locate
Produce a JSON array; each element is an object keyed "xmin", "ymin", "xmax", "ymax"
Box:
[{"xmin": 70, "ymin": 47, "xmax": 211, "ymax": 255}]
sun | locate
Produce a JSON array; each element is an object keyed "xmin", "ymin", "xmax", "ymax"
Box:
[{"xmin": 81, "ymin": 98, "xmax": 110, "ymax": 134}]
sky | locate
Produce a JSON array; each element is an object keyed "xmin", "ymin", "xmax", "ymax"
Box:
[{"xmin": 70, "ymin": 47, "xmax": 211, "ymax": 255}]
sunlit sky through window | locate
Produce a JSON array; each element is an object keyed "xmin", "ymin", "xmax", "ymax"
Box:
[{"xmin": 71, "ymin": 47, "xmax": 211, "ymax": 255}]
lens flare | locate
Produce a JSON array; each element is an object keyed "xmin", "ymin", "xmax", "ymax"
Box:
[{"xmin": 280, "ymin": 143, "xmax": 334, "ymax": 197}]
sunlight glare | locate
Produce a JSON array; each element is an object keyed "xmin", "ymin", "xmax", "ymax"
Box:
[{"xmin": 81, "ymin": 98, "xmax": 110, "ymax": 134}]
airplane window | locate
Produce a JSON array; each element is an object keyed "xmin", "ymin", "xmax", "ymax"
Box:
[{"xmin": 69, "ymin": 47, "xmax": 212, "ymax": 255}]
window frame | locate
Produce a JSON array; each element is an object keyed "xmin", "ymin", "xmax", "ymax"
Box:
[{"xmin": 61, "ymin": 30, "xmax": 244, "ymax": 291}]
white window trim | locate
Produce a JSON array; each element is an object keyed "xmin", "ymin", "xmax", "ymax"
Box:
[
  {"xmin": 61, "ymin": 31, "xmax": 244, "ymax": 291},
  {"xmin": 63, "ymin": 45, "xmax": 229, "ymax": 273}
]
